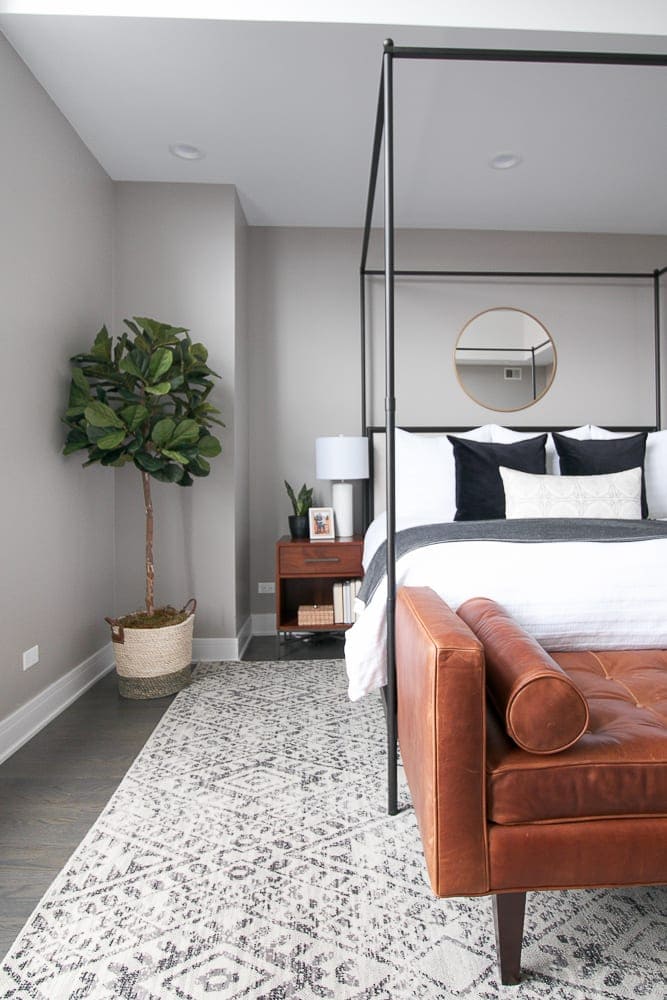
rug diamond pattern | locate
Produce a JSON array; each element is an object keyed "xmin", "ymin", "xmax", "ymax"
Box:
[{"xmin": 1, "ymin": 658, "xmax": 665, "ymax": 999}]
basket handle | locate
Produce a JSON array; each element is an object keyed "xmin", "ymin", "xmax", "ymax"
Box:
[
  {"xmin": 104, "ymin": 616, "xmax": 125, "ymax": 644},
  {"xmin": 181, "ymin": 598, "xmax": 197, "ymax": 617}
]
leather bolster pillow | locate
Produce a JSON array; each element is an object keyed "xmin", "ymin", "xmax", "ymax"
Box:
[{"xmin": 457, "ymin": 598, "xmax": 589, "ymax": 754}]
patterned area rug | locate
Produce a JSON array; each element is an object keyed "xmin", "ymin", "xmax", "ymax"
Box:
[{"xmin": 1, "ymin": 659, "xmax": 665, "ymax": 999}]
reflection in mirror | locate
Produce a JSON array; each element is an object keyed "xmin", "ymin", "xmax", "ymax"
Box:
[{"xmin": 455, "ymin": 307, "xmax": 556, "ymax": 411}]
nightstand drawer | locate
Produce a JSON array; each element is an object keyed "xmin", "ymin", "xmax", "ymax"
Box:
[{"xmin": 279, "ymin": 542, "xmax": 362, "ymax": 576}]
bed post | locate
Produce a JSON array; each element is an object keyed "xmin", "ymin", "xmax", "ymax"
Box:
[
  {"xmin": 382, "ymin": 38, "xmax": 399, "ymax": 816},
  {"xmin": 654, "ymin": 269, "xmax": 662, "ymax": 429}
]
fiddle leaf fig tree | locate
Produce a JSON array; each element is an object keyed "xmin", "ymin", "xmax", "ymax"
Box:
[{"xmin": 62, "ymin": 317, "xmax": 223, "ymax": 619}]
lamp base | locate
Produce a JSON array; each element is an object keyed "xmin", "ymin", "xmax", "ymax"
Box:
[{"xmin": 332, "ymin": 482, "xmax": 354, "ymax": 537}]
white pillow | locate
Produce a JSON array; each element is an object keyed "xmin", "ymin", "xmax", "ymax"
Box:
[
  {"xmin": 589, "ymin": 426, "xmax": 667, "ymax": 519},
  {"xmin": 589, "ymin": 425, "xmax": 636, "ymax": 439},
  {"xmin": 490, "ymin": 425, "xmax": 591, "ymax": 475},
  {"xmin": 499, "ymin": 466, "xmax": 643, "ymax": 520},
  {"xmin": 394, "ymin": 425, "xmax": 491, "ymax": 522}
]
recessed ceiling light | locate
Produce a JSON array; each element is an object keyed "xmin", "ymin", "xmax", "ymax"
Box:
[
  {"xmin": 489, "ymin": 152, "xmax": 522, "ymax": 170},
  {"xmin": 169, "ymin": 143, "xmax": 205, "ymax": 161}
]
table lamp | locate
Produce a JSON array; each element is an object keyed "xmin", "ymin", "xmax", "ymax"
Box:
[{"xmin": 315, "ymin": 436, "xmax": 369, "ymax": 537}]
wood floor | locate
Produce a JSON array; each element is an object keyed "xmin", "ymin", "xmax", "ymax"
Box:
[{"xmin": 0, "ymin": 633, "xmax": 343, "ymax": 958}]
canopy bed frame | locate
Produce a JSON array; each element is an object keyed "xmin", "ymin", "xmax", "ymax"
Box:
[{"xmin": 358, "ymin": 40, "xmax": 667, "ymax": 816}]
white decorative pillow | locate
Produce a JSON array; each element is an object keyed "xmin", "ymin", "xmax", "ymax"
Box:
[
  {"xmin": 393, "ymin": 425, "xmax": 491, "ymax": 522},
  {"xmin": 490, "ymin": 425, "xmax": 591, "ymax": 475},
  {"xmin": 499, "ymin": 466, "xmax": 643, "ymax": 520}
]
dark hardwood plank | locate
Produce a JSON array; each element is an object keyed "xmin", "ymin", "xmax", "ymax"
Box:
[
  {"xmin": 244, "ymin": 633, "xmax": 346, "ymax": 661},
  {"xmin": 0, "ymin": 671, "xmax": 174, "ymax": 957}
]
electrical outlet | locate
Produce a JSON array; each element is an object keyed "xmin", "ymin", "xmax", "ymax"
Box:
[
  {"xmin": 22, "ymin": 645, "xmax": 39, "ymax": 671},
  {"xmin": 258, "ymin": 581, "xmax": 275, "ymax": 595}
]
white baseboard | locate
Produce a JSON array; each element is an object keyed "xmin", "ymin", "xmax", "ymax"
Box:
[
  {"xmin": 251, "ymin": 613, "xmax": 276, "ymax": 636},
  {"xmin": 193, "ymin": 616, "xmax": 253, "ymax": 662},
  {"xmin": 193, "ymin": 637, "xmax": 239, "ymax": 661},
  {"xmin": 0, "ymin": 642, "xmax": 114, "ymax": 765}
]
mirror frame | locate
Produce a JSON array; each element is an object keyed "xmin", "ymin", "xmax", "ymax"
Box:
[{"xmin": 454, "ymin": 306, "xmax": 557, "ymax": 412}]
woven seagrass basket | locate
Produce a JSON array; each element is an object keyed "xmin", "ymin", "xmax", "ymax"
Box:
[{"xmin": 105, "ymin": 599, "xmax": 196, "ymax": 699}]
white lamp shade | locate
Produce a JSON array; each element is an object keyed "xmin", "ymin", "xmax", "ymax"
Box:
[{"xmin": 315, "ymin": 436, "xmax": 369, "ymax": 481}]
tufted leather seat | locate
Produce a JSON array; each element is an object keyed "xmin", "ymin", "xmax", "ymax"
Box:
[
  {"xmin": 395, "ymin": 587, "xmax": 667, "ymax": 985},
  {"xmin": 487, "ymin": 648, "xmax": 667, "ymax": 824}
]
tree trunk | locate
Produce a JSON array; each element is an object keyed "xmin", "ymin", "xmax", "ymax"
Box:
[{"xmin": 142, "ymin": 471, "xmax": 155, "ymax": 615}]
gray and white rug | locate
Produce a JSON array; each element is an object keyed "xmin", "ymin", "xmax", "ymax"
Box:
[{"xmin": 1, "ymin": 659, "xmax": 665, "ymax": 999}]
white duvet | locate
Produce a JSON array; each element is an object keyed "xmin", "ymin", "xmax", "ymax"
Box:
[{"xmin": 344, "ymin": 516, "xmax": 667, "ymax": 701}]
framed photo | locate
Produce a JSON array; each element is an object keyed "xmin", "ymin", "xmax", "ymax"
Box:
[{"xmin": 309, "ymin": 506, "xmax": 335, "ymax": 540}]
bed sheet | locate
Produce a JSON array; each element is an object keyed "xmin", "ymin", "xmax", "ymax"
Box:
[{"xmin": 345, "ymin": 518, "xmax": 667, "ymax": 701}]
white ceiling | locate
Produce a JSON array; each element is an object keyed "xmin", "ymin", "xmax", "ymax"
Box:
[{"xmin": 2, "ymin": 8, "xmax": 667, "ymax": 232}]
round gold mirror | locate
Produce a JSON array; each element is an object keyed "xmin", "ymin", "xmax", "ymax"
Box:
[{"xmin": 455, "ymin": 307, "xmax": 556, "ymax": 412}]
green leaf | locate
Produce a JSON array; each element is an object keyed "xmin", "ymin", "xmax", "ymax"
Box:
[
  {"xmin": 123, "ymin": 319, "xmax": 143, "ymax": 338},
  {"xmin": 118, "ymin": 387, "xmax": 139, "ymax": 402},
  {"xmin": 190, "ymin": 342, "xmax": 208, "ymax": 364},
  {"xmin": 178, "ymin": 471, "xmax": 194, "ymax": 487},
  {"xmin": 68, "ymin": 385, "xmax": 89, "ymax": 409},
  {"xmin": 170, "ymin": 419, "xmax": 199, "ymax": 448},
  {"xmin": 198, "ymin": 434, "xmax": 222, "ymax": 457},
  {"xmin": 97, "ymin": 429, "xmax": 126, "ymax": 450},
  {"xmin": 65, "ymin": 405, "xmax": 87, "ymax": 419},
  {"xmin": 144, "ymin": 381, "xmax": 171, "ymax": 396},
  {"xmin": 119, "ymin": 403, "xmax": 148, "ymax": 431},
  {"xmin": 119, "ymin": 355, "xmax": 144, "ymax": 379},
  {"xmin": 71, "ymin": 367, "xmax": 91, "ymax": 394},
  {"xmin": 151, "ymin": 418, "xmax": 175, "ymax": 447},
  {"xmin": 134, "ymin": 452, "xmax": 164, "ymax": 472},
  {"xmin": 63, "ymin": 440, "xmax": 89, "ymax": 455},
  {"xmin": 161, "ymin": 449, "xmax": 189, "ymax": 463},
  {"xmin": 86, "ymin": 424, "xmax": 109, "ymax": 443},
  {"xmin": 90, "ymin": 326, "xmax": 112, "ymax": 362},
  {"xmin": 148, "ymin": 347, "xmax": 173, "ymax": 382},
  {"xmin": 63, "ymin": 428, "xmax": 90, "ymax": 455},
  {"xmin": 189, "ymin": 456, "xmax": 210, "ymax": 476},
  {"xmin": 285, "ymin": 480, "xmax": 297, "ymax": 514},
  {"xmin": 150, "ymin": 463, "xmax": 184, "ymax": 483},
  {"xmin": 84, "ymin": 401, "xmax": 124, "ymax": 429}
]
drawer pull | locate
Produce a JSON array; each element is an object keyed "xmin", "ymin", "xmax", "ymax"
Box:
[{"xmin": 305, "ymin": 556, "xmax": 341, "ymax": 563}]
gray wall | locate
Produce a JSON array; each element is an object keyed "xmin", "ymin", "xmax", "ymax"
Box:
[
  {"xmin": 234, "ymin": 193, "xmax": 250, "ymax": 629},
  {"xmin": 0, "ymin": 34, "xmax": 114, "ymax": 720},
  {"xmin": 113, "ymin": 183, "xmax": 248, "ymax": 642},
  {"xmin": 248, "ymin": 228, "xmax": 362, "ymax": 622},
  {"xmin": 248, "ymin": 227, "xmax": 667, "ymax": 617}
]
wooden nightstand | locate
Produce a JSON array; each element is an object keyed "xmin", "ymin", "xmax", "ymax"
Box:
[{"xmin": 275, "ymin": 535, "xmax": 364, "ymax": 634}]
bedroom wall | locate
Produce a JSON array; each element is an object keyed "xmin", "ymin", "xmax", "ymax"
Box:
[
  {"xmin": 234, "ymin": 192, "xmax": 251, "ymax": 633},
  {"xmin": 248, "ymin": 226, "xmax": 667, "ymax": 620},
  {"xmin": 248, "ymin": 227, "xmax": 362, "ymax": 627},
  {"xmin": 0, "ymin": 35, "xmax": 114, "ymax": 724},
  {"xmin": 113, "ymin": 183, "xmax": 249, "ymax": 652},
  {"xmin": 367, "ymin": 229, "xmax": 667, "ymax": 430}
]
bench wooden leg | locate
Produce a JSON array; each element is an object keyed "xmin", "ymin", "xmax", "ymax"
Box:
[{"xmin": 492, "ymin": 892, "xmax": 526, "ymax": 985}]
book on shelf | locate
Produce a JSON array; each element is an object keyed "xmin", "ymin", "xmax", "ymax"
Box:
[
  {"xmin": 333, "ymin": 581, "xmax": 344, "ymax": 623},
  {"xmin": 333, "ymin": 578, "xmax": 362, "ymax": 624}
]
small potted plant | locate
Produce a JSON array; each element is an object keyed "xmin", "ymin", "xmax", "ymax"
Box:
[
  {"xmin": 285, "ymin": 481, "xmax": 313, "ymax": 539},
  {"xmin": 62, "ymin": 317, "xmax": 223, "ymax": 698}
]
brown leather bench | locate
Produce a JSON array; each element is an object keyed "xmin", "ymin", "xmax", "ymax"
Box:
[{"xmin": 396, "ymin": 586, "xmax": 667, "ymax": 984}]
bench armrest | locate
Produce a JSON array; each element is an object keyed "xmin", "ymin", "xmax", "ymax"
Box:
[{"xmin": 396, "ymin": 587, "xmax": 489, "ymax": 896}]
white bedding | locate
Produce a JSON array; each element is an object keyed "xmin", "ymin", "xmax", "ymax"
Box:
[{"xmin": 344, "ymin": 516, "xmax": 667, "ymax": 701}]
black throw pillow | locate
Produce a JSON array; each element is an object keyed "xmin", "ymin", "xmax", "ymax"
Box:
[
  {"xmin": 552, "ymin": 432, "xmax": 648, "ymax": 518},
  {"xmin": 448, "ymin": 435, "xmax": 547, "ymax": 520}
]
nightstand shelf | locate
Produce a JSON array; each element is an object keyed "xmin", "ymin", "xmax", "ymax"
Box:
[{"xmin": 275, "ymin": 535, "xmax": 364, "ymax": 634}]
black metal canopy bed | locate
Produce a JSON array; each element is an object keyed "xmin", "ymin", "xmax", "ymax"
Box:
[{"xmin": 347, "ymin": 40, "xmax": 667, "ymax": 817}]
